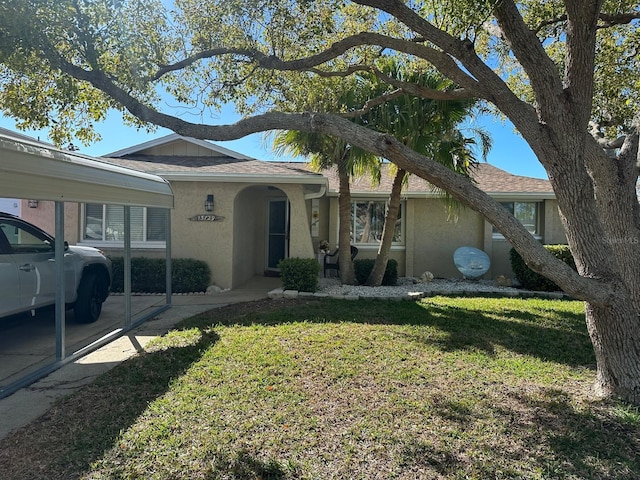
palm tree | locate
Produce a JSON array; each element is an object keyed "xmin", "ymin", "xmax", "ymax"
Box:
[
  {"xmin": 359, "ymin": 68, "xmax": 491, "ymax": 286},
  {"xmin": 272, "ymin": 129, "xmax": 378, "ymax": 285}
]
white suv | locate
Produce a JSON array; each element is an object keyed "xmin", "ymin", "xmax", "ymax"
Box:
[{"xmin": 0, "ymin": 212, "xmax": 112, "ymax": 323}]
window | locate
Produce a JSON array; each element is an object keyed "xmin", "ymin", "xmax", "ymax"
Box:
[
  {"xmin": 497, "ymin": 201, "xmax": 540, "ymax": 235},
  {"xmin": 351, "ymin": 200, "xmax": 403, "ymax": 245},
  {"xmin": 83, "ymin": 204, "xmax": 167, "ymax": 244},
  {"xmin": 0, "ymin": 218, "xmax": 53, "ymax": 254}
]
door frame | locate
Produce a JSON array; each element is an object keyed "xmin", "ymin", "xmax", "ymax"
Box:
[{"xmin": 265, "ymin": 197, "xmax": 290, "ymax": 273}]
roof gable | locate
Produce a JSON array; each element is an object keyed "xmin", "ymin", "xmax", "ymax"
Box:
[{"xmin": 105, "ymin": 133, "xmax": 254, "ymax": 160}]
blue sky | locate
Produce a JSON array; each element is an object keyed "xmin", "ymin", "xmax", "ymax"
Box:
[{"xmin": 0, "ymin": 107, "xmax": 548, "ymax": 179}]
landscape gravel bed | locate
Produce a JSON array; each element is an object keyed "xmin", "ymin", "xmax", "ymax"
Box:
[{"xmin": 269, "ymin": 277, "xmax": 570, "ymax": 300}]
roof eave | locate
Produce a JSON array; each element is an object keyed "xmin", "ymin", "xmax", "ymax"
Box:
[
  {"xmin": 327, "ymin": 190, "xmax": 556, "ymax": 199},
  {"xmin": 157, "ymin": 172, "xmax": 327, "ymax": 185}
]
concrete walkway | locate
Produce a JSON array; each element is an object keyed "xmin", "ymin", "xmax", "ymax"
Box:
[{"xmin": 0, "ymin": 276, "xmax": 281, "ymax": 440}]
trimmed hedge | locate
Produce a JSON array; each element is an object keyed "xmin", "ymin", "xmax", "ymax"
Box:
[
  {"xmin": 509, "ymin": 245, "xmax": 576, "ymax": 292},
  {"xmin": 279, "ymin": 257, "xmax": 320, "ymax": 292},
  {"xmin": 354, "ymin": 258, "xmax": 398, "ymax": 286},
  {"xmin": 109, "ymin": 257, "xmax": 211, "ymax": 293}
]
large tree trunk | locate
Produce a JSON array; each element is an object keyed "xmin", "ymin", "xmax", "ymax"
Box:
[
  {"xmin": 337, "ymin": 160, "xmax": 355, "ymax": 285},
  {"xmin": 586, "ymin": 300, "xmax": 640, "ymax": 401},
  {"xmin": 366, "ymin": 168, "xmax": 406, "ymax": 286},
  {"xmin": 564, "ymin": 135, "xmax": 640, "ymax": 403}
]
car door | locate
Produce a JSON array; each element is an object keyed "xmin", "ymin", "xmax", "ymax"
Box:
[
  {"xmin": 0, "ymin": 224, "xmax": 22, "ymax": 316},
  {"xmin": 0, "ymin": 218, "xmax": 58, "ymax": 311}
]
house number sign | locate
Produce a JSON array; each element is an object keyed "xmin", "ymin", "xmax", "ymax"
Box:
[{"xmin": 189, "ymin": 214, "xmax": 225, "ymax": 222}]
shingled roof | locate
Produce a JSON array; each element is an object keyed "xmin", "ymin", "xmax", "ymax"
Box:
[
  {"xmin": 103, "ymin": 141, "xmax": 553, "ymax": 196},
  {"xmin": 103, "ymin": 155, "xmax": 324, "ymax": 184},
  {"xmin": 310, "ymin": 162, "xmax": 553, "ymax": 196}
]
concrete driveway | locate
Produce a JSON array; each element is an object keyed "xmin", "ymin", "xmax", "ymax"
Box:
[{"xmin": 0, "ymin": 294, "xmax": 164, "ymax": 389}]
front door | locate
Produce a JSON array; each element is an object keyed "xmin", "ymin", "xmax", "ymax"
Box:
[{"xmin": 266, "ymin": 198, "xmax": 289, "ymax": 271}]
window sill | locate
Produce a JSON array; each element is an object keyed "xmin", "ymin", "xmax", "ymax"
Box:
[
  {"xmin": 79, "ymin": 241, "xmax": 167, "ymax": 249},
  {"xmin": 492, "ymin": 233, "xmax": 542, "ymax": 242},
  {"xmin": 352, "ymin": 244, "xmax": 406, "ymax": 251}
]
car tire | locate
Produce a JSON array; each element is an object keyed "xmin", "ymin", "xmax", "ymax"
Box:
[{"xmin": 74, "ymin": 272, "xmax": 104, "ymax": 323}]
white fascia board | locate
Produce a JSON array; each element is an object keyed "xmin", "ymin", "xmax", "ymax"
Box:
[
  {"xmin": 0, "ymin": 134, "xmax": 174, "ymax": 208},
  {"xmin": 484, "ymin": 192, "xmax": 556, "ymax": 200},
  {"xmin": 157, "ymin": 172, "xmax": 327, "ymax": 185},
  {"xmin": 327, "ymin": 190, "xmax": 556, "ymax": 200},
  {"xmin": 105, "ymin": 133, "xmax": 255, "ymax": 160}
]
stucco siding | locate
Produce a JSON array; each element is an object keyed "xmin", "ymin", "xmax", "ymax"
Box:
[
  {"xmin": 233, "ymin": 186, "xmax": 263, "ymax": 288},
  {"xmin": 280, "ymin": 185, "xmax": 314, "ymax": 260},
  {"xmin": 170, "ymin": 181, "xmax": 235, "ymax": 288},
  {"xmin": 19, "ymin": 200, "xmax": 81, "ymax": 244},
  {"xmin": 310, "ymin": 196, "xmax": 331, "ymax": 253},
  {"xmin": 410, "ymin": 199, "xmax": 485, "ymax": 278}
]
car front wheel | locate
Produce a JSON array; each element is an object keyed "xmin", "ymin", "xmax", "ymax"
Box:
[{"xmin": 74, "ymin": 272, "xmax": 104, "ymax": 323}]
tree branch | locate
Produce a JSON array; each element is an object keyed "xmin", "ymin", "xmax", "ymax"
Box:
[
  {"xmin": 532, "ymin": 10, "xmax": 639, "ymax": 33},
  {"xmin": 339, "ymin": 89, "xmax": 405, "ymax": 118},
  {"xmin": 492, "ymin": 1, "xmax": 566, "ymax": 117},
  {"xmin": 370, "ymin": 68, "xmax": 475, "ymax": 100},
  {"xmin": 152, "ymin": 31, "xmax": 482, "ymax": 95},
  {"xmin": 589, "ymin": 121, "xmax": 626, "ymax": 150},
  {"xmin": 598, "ymin": 11, "xmax": 640, "ymax": 27}
]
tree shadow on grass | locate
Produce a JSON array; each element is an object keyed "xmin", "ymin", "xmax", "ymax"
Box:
[
  {"xmin": 195, "ymin": 297, "xmax": 593, "ymax": 368},
  {"xmin": 405, "ymin": 303, "xmax": 594, "ymax": 367},
  {"xmin": 203, "ymin": 450, "xmax": 290, "ymax": 480},
  {"xmin": 396, "ymin": 387, "xmax": 640, "ymax": 479}
]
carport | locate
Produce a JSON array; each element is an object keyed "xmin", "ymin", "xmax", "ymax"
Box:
[{"xmin": 0, "ymin": 132, "xmax": 174, "ymax": 398}]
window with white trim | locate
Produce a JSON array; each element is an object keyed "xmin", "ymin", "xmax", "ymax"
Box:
[
  {"xmin": 496, "ymin": 201, "xmax": 540, "ymax": 235},
  {"xmin": 351, "ymin": 200, "xmax": 404, "ymax": 245},
  {"xmin": 83, "ymin": 204, "xmax": 167, "ymax": 243}
]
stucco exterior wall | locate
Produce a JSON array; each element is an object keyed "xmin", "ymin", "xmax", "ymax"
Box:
[
  {"xmin": 168, "ymin": 182, "xmax": 230, "ymax": 288},
  {"xmin": 310, "ymin": 196, "xmax": 331, "ymax": 253},
  {"xmin": 280, "ymin": 184, "xmax": 315, "ymax": 260},
  {"xmin": 19, "ymin": 200, "xmax": 81, "ymax": 244},
  {"xmin": 233, "ymin": 186, "xmax": 264, "ymax": 287},
  {"xmin": 169, "ymin": 181, "xmax": 314, "ymax": 289},
  {"xmin": 410, "ymin": 199, "xmax": 485, "ymax": 278},
  {"xmin": 326, "ymin": 196, "xmax": 483, "ymax": 279}
]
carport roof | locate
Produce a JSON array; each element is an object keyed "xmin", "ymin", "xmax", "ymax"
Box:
[{"xmin": 0, "ymin": 132, "xmax": 174, "ymax": 208}]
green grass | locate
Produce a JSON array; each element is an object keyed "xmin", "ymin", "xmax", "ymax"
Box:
[{"xmin": 1, "ymin": 296, "xmax": 638, "ymax": 479}]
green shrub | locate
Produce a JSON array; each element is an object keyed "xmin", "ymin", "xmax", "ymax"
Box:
[
  {"xmin": 109, "ymin": 257, "xmax": 211, "ymax": 293},
  {"xmin": 510, "ymin": 245, "xmax": 576, "ymax": 292},
  {"xmin": 354, "ymin": 258, "xmax": 398, "ymax": 286},
  {"xmin": 279, "ymin": 257, "xmax": 320, "ymax": 292}
]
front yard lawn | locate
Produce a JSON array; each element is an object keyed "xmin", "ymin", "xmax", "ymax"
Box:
[{"xmin": 1, "ymin": 296, "xmax": 638, "ymax": 479}]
